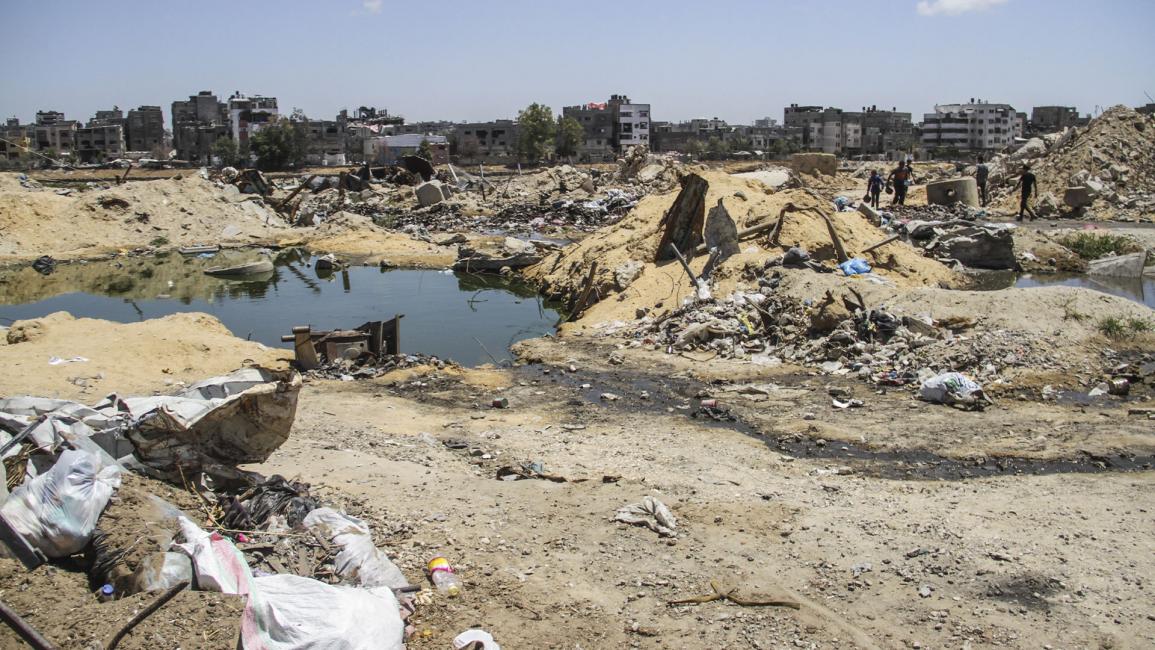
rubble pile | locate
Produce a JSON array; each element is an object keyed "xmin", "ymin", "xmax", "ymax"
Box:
[
  {"xmin": 306, "ymin": 352, "xmax": 453, "ymax": 381},
  {"xmin": 634, "ymin": 273, "xmax": 1065, "ymax": 392},
  {"xmin": 987, "ymin": 106, "xmax": 1155, "ymax": 220}
]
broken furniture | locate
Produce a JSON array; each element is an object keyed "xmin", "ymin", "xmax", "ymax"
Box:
[{"xmin": 281, "ymin": 317, "xmax": 404, "ymax": 370}]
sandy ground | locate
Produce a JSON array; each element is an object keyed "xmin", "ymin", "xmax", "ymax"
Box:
[
  {"xmin": 0, "ymin": 311, "xmax": 289, "ymax": 401},
  {"xmin": 0, "ymin": 313, "xmax": 1151, "ymax": 648}
]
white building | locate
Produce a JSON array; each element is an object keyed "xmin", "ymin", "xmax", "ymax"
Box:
[
  {"xmin": 610, "ymin": 95, "xmax": 650, "ymax": 150},
  {"xmin": 921, "ymin": 100, "xmax": 1023, "ymax": 154},
  {"xmin": 226, "ymin": 93, "xmax": 279, "ymax": 147}
]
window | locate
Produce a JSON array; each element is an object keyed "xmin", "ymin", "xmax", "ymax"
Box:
[
  {"xmin": 620, "ymin": 111, "xmax": 632, "ymax": 117},
  {"xmin": 640, "ymin": 111, "xmax": 648, "ymax": 118},
  {"xmin": 639, "ymin": 123, "xmax": 648, "ymax": 129}
]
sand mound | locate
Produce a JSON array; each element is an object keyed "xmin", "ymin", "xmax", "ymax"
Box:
[
  {"xmin": 0, "ymin": 172, "xmax": 291, "ymax": 261},
  {"xmin": 0, "ymin": 311, "xmax": 289, "ymax": 401},
  {"xmin": 525, "ymin": 170, "xmax": 959, "ymax": 329}
]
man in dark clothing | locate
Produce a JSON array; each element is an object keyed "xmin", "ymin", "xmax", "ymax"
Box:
[
  {"xmin": 887, "ymin": 162, "xmax": 911, "ymax": 206},
  {"xmin": 867, "ymin": 170, "xmax": 883, "ymax": 208},
  {"xmin": 975, "ymin": 156, "xmax": 990, "ymax": 207},
  {"xmin": 1014, "ymin": 164, "xmax": 1038, "ymax": 221}
]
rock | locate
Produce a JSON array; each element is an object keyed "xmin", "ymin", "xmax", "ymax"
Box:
[
  {"xmin": 1063, "ymin": 186, "xmax": 1092, "ymax": 209},
  {"xmin": 935, "ymin": 225, "xmax": 1017, "ymax": 270},
  {"xmin": 1087, "ymin": 252, "xmax": 1146, "ymax": 278},
  {"xmin": 1011, "ymin": 138, "xmax": 1047, "ymax": 160},
  {"xmin": 502, "ymin": 237, "xmax": 535, "ymax": 255},
  {"xmin": 434, "ymin": 233, "xmax": 467, "ymax": 246},
  {"xmin": 614, "ymin": 260, "xmax": 645, "ymax": 291},
  {"xmin": 414, "ymin": 180, "xmax": 448, "ymax": 207},
  {"xmin": 919, "ymin": 585, "xmax": 933, "ymax": 598}
]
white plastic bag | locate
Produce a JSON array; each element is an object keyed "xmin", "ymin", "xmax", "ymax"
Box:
[
  {"xmin": 454, "ymin": 629, "xmax": 501, "ymax": 650},
  {"xmin": 0, "ymin": 449, "xmax": 121, "ymax": 557},
  {"xmin": 240, "ymin": 574, "xmax": 404, "ymax": 650},
  {"xmin": 919, "ymin": 372, "xmax": 984, "ymax": 404},
  {"xmin": 303, "ymin": 507, "xmax": 408, "ymax": 589},
  {"xmin": 172, "ymin": 516, "xmax": 254, "ymax": 595}
]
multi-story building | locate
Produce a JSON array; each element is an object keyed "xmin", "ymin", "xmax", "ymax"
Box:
[
  {"xmin": 302, "ymin": 114, "xmax": 347, "ymax": 166},
  {"xmin": 75, "ymin": 123, "xmax": 125, "ymax": 163},
  {"xmin": 1029, "ymin": 106, "xmax": 1082, "ymax": 133},
  {"xmin": 785, "ymin": 104, "xmax": 913, "ymax": 157},
  {"xmin": 562, "ymin": 94, "xmax": 651, "ymax": 160},
  {"xmin": 920, "ymin": 100, "xmax": 1023, "ymax": 155},
  {"xmin": 125, "ymin": 106, "xmax": 166, "ymax": 154},
  {"xmin": 172, "ymin": 91, "xmax": 229, "ymax": 163},
  {"xmin": 33, "ymin": 110, "xmax": 78, "ymax": 159},
  {"xmin": 453, "ymin": 120, "xmax": 519, "ymax": 159},
  {"xmin": 227, "ymin": 92, "xmax": 279, "ymax": 150},
  {"xmin": 0, "ymin": 117, "xmax": 34, "ymax": 163}
]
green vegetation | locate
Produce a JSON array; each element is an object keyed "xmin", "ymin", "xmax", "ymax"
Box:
[
  {"xmin": 416, "ymin": 138, "xmax": 433, "ymax": 161},
  {"xmin": 149, "ymin": 236, "xmax": 169, "ymax": 247},
  {"xmin": 1098, "ymin": 315, "xmax": 1153, "ymax": 339},
  {"xmin": 555, "ymin": 116, "xmax": 584, "ymax": 160},
  {"xmin": 250, "ymin": 119, "xmax": 309, "ymax": 170},
  {"xmin": 516, "ymin": 103, "xmax": 557, "ymax": 163},
  {"xmin": 1057, "ymin": 232, "xmax": 1141, "ymax": 260},
  {"xmin": 211, "ymin": 138, "xmax": 243, "ymax": 168}
]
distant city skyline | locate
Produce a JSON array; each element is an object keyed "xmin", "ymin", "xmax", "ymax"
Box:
[{"xmin": 1, "ymin": 0, "xmax": 1152, "ymax": 125}]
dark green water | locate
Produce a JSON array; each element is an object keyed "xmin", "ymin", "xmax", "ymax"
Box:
[{"xmin": 0, "ymin": 250, "xmax": 560, "ymax": 366}]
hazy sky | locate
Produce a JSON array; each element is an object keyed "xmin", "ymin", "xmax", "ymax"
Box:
[{"xmin": 2, "ymin": 0, "xmax": 1153, "ymax": 126}]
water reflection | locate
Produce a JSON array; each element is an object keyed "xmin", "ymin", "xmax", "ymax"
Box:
[{"xmin": 0, "ymin": 250, "xmax": 561, "ymax": 365}]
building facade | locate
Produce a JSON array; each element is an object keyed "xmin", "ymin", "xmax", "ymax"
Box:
[
  {"xmin": 453, "ymin": 120, "xmax": 519, "ymax": 159},
  {"xmin": 1029, "ymin": 106, "xmax": 1081, "ymax": 133},
  {"xmin": 364, "ymin": 133, "xmax": 449, "ymax": 165},
  {"xmin": 562, "ymin": 94, "xmax": 650, "ymax": 160},
  {"xmin": 227, "ymin": 92, "xmax": 279, "ymax": 149},
  {"xmin": 172, "ymin": 91, "xmax": 229, "ymax": 163},
  {"xmin": 125, "ymin": 106, "xmax": 166, "ymax": 154},
  {"xmin": 921, "ymin": 100, "xmax": 1023, "ymax": 155}
]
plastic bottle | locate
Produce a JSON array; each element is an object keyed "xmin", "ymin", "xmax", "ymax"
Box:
[
  {"xmin": 427, "ymin": 557, "xmax": 462, "ymax": 597},
  {"xmin": 97, "ymin": 584, "xmax": 115, "ymax": 602}
]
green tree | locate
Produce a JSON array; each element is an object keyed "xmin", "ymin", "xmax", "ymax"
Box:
[
  {"xmin": 705, "ymin": 136, "xmax": 731, "ymax": 160},
  {"xmin": 684, "ymin": 139, "xmax": 706, "ymax": 158},
  {"xmin": 729, "ymin": 136, "xmax": 752, "ymax": 153},
  {"xmin": 249, "ymin": 119, "xmax": 308, "ymax": 170},
  {"xmin": 417, "ymin": 138, "xmax": 433, "ymax": 161},
  {"xmin": 555, "ymin": 116, "xmax": 584, "ymax": 160},
  {"xmin": 211, "ymin": 137, "xmax": 242, "ymax": 167},
  {"xmin": 517, "ymin": 103, "xmax": 557, "ymax": 163}
]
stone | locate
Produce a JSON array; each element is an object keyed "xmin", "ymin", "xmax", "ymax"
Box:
[
  {"xmin": 414, "ymin": 180, "xmax": 447, "ymax": 207},
  {"xmin": 614, "ymin": 260, "xmax": 645, "ymax": 291},
  {"xmin": 1063, "ymin": 186, "xmax": 1092, "ymax": 209},
  {"xmin": 502, "ymin": 237, "xmax": 535, "ymax": 255}
]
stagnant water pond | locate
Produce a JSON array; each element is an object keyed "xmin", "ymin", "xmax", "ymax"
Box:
[
  {"xmin": 967, "ymin": 270, "xmax": 1155, "ymax": 310},
  {"xmin": 0, "ymin": 249, "xmax": 561, "ymax": 366}
]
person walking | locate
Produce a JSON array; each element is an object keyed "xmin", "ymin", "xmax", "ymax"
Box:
[
  {"xmin": 887, "ymin": 161, "xmax": 911, "ymax": 206},
  {"xmin": 1013, "ymin": 164, "xmax": 1038, "ymax": 221},
  {"xmin": 975, "ymin": 156, "xmax": 990, "ymax": 207},
  {"xmin": 866, "ymin": 170, "xmax": 883, "ymax": 208}
]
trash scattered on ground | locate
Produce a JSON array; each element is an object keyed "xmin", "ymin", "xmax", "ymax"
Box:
[{"xmin": 615, "ymin": 496, "xmax": 677, "ymax": 537}]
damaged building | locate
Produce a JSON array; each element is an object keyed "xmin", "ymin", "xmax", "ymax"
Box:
[
  {"xmin": 171, "ymin": 91, "xmax": 230, "ymax": 163},
  {"xmin": 920, "ymin": 99, "xmax": 1024, "ymax": 156},
  {"xmin": 562, "ymin": 95, "xmax": 651, "ymax": 161}
]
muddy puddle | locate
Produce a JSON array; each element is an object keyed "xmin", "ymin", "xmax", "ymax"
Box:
[
  {"xmin": 967, "ymin": 270, "xmax": 1155, "ymax": 309},
  {"xmin": 515, "ymin": 363, "xmax": 1155, "ymax": 480},
  {"xmin": 0, "ymin": 249, "xmax": 561, "ymax": 366}
]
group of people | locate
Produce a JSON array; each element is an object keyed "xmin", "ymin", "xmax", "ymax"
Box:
[
  {"xmin": 863, "ymin": 157, "xmax": 1039, "ymax": 221},
  {"xmin": 863, "ymin": 161, "xmax": 914, "ymax": 209}
]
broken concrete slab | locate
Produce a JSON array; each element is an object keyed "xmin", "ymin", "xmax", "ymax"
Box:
[
  {"xmin": 415, "ymin": 181, "xmax": 448, "ymax": 207},
  {"xmin": 1087, "ymin": 251, "xmax": 1147, "ymax": 278},
  {"xmin": 789, "ymin": 153, "xmax": 837, "ymax": 176}
]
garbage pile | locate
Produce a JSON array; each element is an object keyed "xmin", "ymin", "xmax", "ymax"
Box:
[
  {"xmin": 632, "ymin": 268, "xmax": 1063, "ymax": 393},
  {"xmin": 306, "ymin": 352, "xmax": 454, "ymax": 381},
  {"xmin": 0, "ymin": 367, "xmax": 422, "ymax": 649},
  {"xmin": 984, "ymin": 105, "xmax": 1155, "ymax": 220}
]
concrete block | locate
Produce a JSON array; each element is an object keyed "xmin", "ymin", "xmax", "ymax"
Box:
[
  {"xmin": 788, "ymin": 153, "xmax": 837, "ymax": 176},
  {"xmin": 1063, "ymin": 186, "xmax": 1092, "ymax": 209},
  {"xmin": 926, "ymin": 178, "xmax": 979, "ymax": 208},
  {"xmin": 858, "ymin": 202, "xmax": 880, "ymax": 223},
  {"xmin": 415, "ymin": 180, "xmax": 446, "ymax": 207}
]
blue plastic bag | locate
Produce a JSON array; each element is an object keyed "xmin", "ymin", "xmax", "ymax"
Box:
[{"xmin": 838, "ymin": 258, "xmax": 871, "ymax": 276}]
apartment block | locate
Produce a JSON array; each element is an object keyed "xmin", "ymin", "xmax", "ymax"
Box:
[
  {"xmin": 453, "ymin": 120, "xmax": 519, "ymax": 159},
  {"xmin": 33, "ymin": 110, "xmax": 78, "ymax": 158},
  {"xmin": 921, "ymin": 100, "xmax": 1022, "ymax": 154},
  {"xmin": 125, "ymin": 106, "xmax": 166, "ymax": 154},
  {"xmin": 172, "ymin": 91, "xmax": 229, "ymax": 163},
  {"xmin": 227, "ymin": 92, "xmax": 279, "ymax": 148},
  {"xmin": 1029, "ymin": 106, "xmax": 1083, "ymax": 133},
  {"xmin": 75, "ymin": 122, "xmax": 125, "ymax": 163},
  {"xmin": 562, "ymin": 94, "xmax": 650, "ymax": 161},
  {"xmin": 0, "ymin": 118, "xmax": 34, "ymax": 162}
]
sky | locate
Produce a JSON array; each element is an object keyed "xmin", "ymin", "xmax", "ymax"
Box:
[{"xmin": 1, "ymin": 0, "xmax": 1153, "ymax": 126}]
